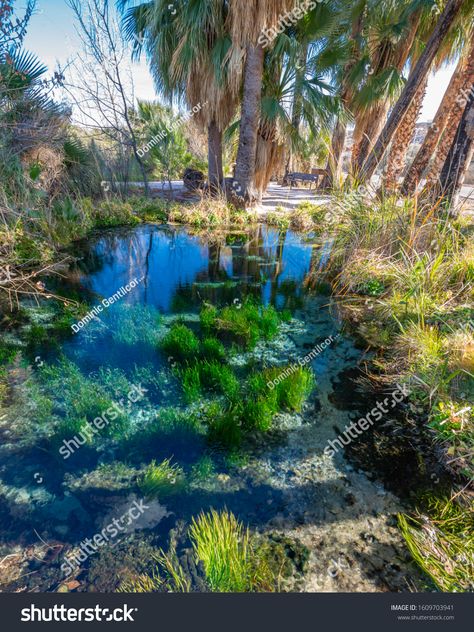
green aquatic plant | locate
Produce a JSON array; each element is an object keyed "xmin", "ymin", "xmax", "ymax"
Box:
[
  {"xmin": 199, "ymin": 361, "xmax": 240, "ymax": 401},
  {"xmin": 109, "ymin": 305, "xmax": 161, "ymax": 346},
  {"xmin": 190, "ymin": 455, "xmax": 216, "ymax": 481},
  {"xmin": 161, "ymin": 324, "xmax": 200, "ymax": 362},
  {"xmin": 200, "ymin": 337, "xmax": 226, "ymax": 362},
  {"xmin": 40, "ymin": 360, "xmax": 130, "ymax": 438},
  {"xmin": 243, "ymin": 365, "xmax": 315, "ymax": 430},
  {"xmin": 267, "ymin": 366, "xmax": 315, "ymax": 412},
  {"xmin": 206, "ymin": 403, "xmax": 242, "ymax": 449},
  {"xmin": 200, "ymin": 300, "xmax": 284, "ymax": 350},
  {"xmin": 118, "ymin": 546, "xmax": 191, "ymax": 593},
  {"xmin": 200, "ymin": 305, "xmax": 218, "ymax": 332},
  {"xmin": 145, "ymin": 407, "xmax": 202, "ymax": 438},
  {"xmin": 138, "ymin": 458, "xmax": 185, "ymax": 498},
  {"xmin": 189, "ymin": 509, "xmax": 274, "ymax": 592},
  {"xmin": 181, "ymin": 364, "xmax": 202, "ymax": 403}
]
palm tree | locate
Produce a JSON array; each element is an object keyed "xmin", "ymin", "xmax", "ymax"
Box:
[
  {"xmin": 360, "ymin": 0, "xmax": 466, "ymax": 182},
  {"xmin": 322, "ymin": 0, "xmax": 367, "ymax": 189},
  {"xmin": 380, "ymin": 74, "xmax": 428, "ymax": 192},
  {"xmin": 350, "ymin": 0, "xmax": 426, "ymax": 176},
  {"xmin": 228, "ymin": 0, "xmax": 294, "ymax": 205},
  {"xmin": 437, "ymin": 90, "xmax": 474, "ymax": 208},
  {"xmin": 402, "ymin": 34, "xmax": 474, "ymax": 195},
  {"xmin": 252, "ymin": 9, "xmax": 341, "ymax": 195},
  {"xmin": 120, "ymin": 0, "xmax": 239, "ymax": 192}
]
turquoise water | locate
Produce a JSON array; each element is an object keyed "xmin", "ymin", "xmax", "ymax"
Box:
[{"xmin": 0, "ymin": 224, "xmax": 442, "ymax": 592}]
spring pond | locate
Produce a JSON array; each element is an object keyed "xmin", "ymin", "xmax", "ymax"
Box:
[{"xmin": 0, "ymin": 223, "xmax": 444, "ymax": 592}]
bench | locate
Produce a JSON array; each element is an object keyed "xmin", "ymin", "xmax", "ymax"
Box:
[{"xmin": 286, "ymin": 169, "xmax": 329, "ymax": 190}]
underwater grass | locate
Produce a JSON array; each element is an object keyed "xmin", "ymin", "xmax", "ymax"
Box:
[
  {"xmin": 160, "ymin": 324, "xmax": 200, "ymax": 362},
  {"xmin": 189, "ymin": 509, "xmax": 273, "ymax": 592},
  {"xmin": 200, "ymin": 300, "xmax": 283, "ymax": 349},
  {"xmin": 138, "ymin": 458, "xmax": 185, "ymax": 498}
]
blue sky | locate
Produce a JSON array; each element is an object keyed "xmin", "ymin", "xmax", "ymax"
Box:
[{"xmin": 22, "ymin": 0, "xmax": 455, "ymax": 122}]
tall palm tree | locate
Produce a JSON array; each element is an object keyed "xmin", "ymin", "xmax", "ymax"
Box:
[
  {"xmin": 402, "ymin": 33, "xmax": 474, "ymax": 195},
  {"xmin": 436, "ymin": 90, "xmax": 474, "ymax": 208},
  {"xmin": 360, "ymin": 0, "xmax": 466, "ymax": 181},
  {"xmin": 228, "ymin": 0, "xmax": 294, "ymax": 205},
  {"xmin": 252, "ymin": 7, "xmax": 341, "ymax": 195},
  {"xmin": 350, "ymin": 0, "xmax": 426, "ymax": 176},
  {"xmin": 322, "ymin": 0, "xmax": 367, "ymax": 189},
  {"xmin": 384, "ymin": 6, "xmax": 474, "ymax": 193},
  {"xmin": 120, "ymin": 0, "xmax": 239, "ymax": 192}
]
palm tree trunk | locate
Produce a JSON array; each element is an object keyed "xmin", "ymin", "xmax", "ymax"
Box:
[
  {"xmin": 208, "ymin": 120, "xmax": 224, "ymax": 193},
  {"xmin": 233, "ymin": 43, "xmax": 265, "ymax": 206},
  {"xmin": 361, "ymin": 0, "xmax": 464, "ymax": 182},
  {"xmin": 437, "ymin": 92, "xmax": 474, "ymax": 209},
  {"xmin": 382, "ymin": 74, "xmax": 429, "ymax": 192},
  {"xmin": 402, "ymin": 38, "xmax": 474, "ymax": 196},
  {"xmin": 353, "ymin": 101, "xmax": 391, "ymax": 174},
  {"xmin": 432, "ymin": 91, "xmax": 474, "ymax": 208},
  {"xmin": 322, "ymin": 119, "xmax": 347, "ymax": 189}
]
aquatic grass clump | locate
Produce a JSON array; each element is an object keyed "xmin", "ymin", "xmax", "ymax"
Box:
[
  {"xmin": 190, "ymin": 455, "xmax": 216, "ymax": 481},
  {"xmin": 145, "ymin": 407, "xmax": 202, "ymax": 438},
  {"xmin": 200, "ymin": 337, "xmax": 226, "ymax": 362},
  {"xmin": 181, "ymin": 364, "xmax": 202, "ymax": 403},
  {"xmin": 248, "ymin": 365, "xmax": 315, "ymax": 415},
  {"xmin": 180, "ymin": 360, "xmax": 240, "ymax": 403},
  {"xmin": 200, "ymin": 300, "xmax": 285, "ymax": 349},
  {"xmin": 160, "ymin": 324, "xmax": 200, "ymax": 362},
  {"xmin": 200, "ymin": 361, "xmax": 240, "ymax": 401},
  {"xmin": 118, "ymin": 546, "xmax": 191, "ymax": 593},
  {"xmin": 189, "ymin": 509, "xmax": 273, "ymax": 592},
  {"xmin": 398, "ymin": 497, "xmax": 474, "ymax": 592},
  {"xmin": 206, "ymin": 403, "xmax": 242, "ymax": 449},
  {"xmin": 40, "ymin": 359, "xmax": 130, "ymax": 438},
  {"xmin": 138, "ymin": 458, "xmax": 185, "ymax": 498}
]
